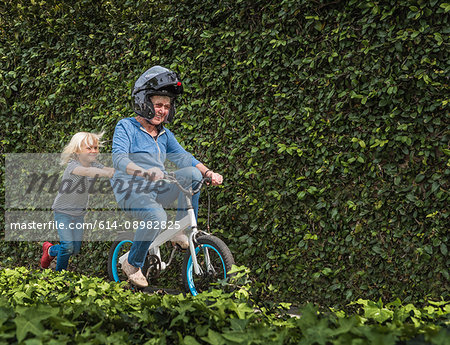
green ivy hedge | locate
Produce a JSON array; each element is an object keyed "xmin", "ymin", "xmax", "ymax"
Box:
[
  {"xmin": 0, "ymin": 0, "xmax": 448, "ymax": 306},
  {"xmin": 0, "ymin": 267, "xmax": 448, "ymax": 344}
]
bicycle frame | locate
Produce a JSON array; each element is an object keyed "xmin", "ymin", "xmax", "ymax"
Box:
[{"xmin": 118, "ymin": 175, "xmax": 211, "ymax": 277}]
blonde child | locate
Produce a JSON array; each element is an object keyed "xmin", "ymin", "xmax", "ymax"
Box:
[{"xmin": 40, "ymin": 132, "xmax": 115, "ymax": 271}]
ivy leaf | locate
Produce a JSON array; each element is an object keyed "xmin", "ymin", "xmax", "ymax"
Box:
[
  {"xmin": 0, "ymin": 301, "xmax": 15, "ymax": 328},
  {"xmin": 230, "ymin": 303, "xmax": 255, "ymax": 319},
  {"xmin": 202, "ymin": 329, "xmax": 226, "ymax": 345},
  {"xmin": 359, "ymin": 327, "xmax": 398, "ymax": 345},
  {"xmin": 299, "ymin": 318, "xmax": 333, "ymax": 345},
  {"xmin": 184, "ymin": 335, "xmax": 202, "ymax": 345},
  {"xmin": 14, "ymin": 305, "xmax": 58, "ymax": 342},
  {"xmin": 331, "ymin": 316, "xmax": 359, "ymax": 336},
  {"xmin": 364, "ymin": 305, "xmax": 394, "ymax": 323},
  {"xmin": 222, "ymin": 331, "xmax": 248, "ymax": 343},
  {"xmin": 229, "ymin": 318, "xmax": 249, "ymax": 331},
  {"xmin": 439, "ymin": 243, "xmax": 447, "ymax": 256}
]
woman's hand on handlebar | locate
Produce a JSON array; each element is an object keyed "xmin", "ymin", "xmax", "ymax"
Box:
[
  {"xmin": 143, "ymin": 167, "xmax": 164, "ymax": 180},
  {"xmin": 206, "ymin": 171, "xmax": 223, "ymax": 186}
]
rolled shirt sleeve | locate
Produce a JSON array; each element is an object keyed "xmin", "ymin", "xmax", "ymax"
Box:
[
  {"xmin": 112, "ymin": 120, "xmax": 134, "ymax": 172},
  {"xmin": 165, "ymin": 129, "xmax": 201, "ymax": 168}
]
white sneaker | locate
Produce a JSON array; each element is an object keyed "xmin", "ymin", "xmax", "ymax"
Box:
[
  {"xmin": 121, "ymin": 258, "xmax": 148, "ymax": 288},
  {"xmin": 171, "ymin": 232, "xmax": 189, "ymax": 249}
]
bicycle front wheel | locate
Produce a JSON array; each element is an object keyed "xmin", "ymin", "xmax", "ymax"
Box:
[{"xmin": 182, "ymin": 235, "xmax": 235, "ymax": 296}]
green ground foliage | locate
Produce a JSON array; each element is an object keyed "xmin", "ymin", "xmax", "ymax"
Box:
[
  {"xmin": 0, "ymin": 0, "xmax": 448, "ymax": 306},
  {"xmin": 0, "ymin": 267, "xmax": 448, "ymax": 344}
]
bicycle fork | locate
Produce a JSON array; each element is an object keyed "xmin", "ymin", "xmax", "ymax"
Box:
[
  {"xmin": 183, "ymin": 190, "xmax": 212, "ymax": 277},
  {"xmin": 187, "ymin": 208, "xmax": 204, "ymax": 276},
  {"xmin": 189, "ymin": 229, "xmax": 214, "ymax": 277}
]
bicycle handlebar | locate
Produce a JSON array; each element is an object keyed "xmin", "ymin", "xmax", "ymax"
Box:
[{"xmin": 161, "ymin": 173, "xmax": 211, "ymax": 195}]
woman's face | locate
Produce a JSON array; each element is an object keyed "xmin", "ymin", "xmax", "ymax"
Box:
[
  {"xmin": 78, "ymin": 140, "xmax": 99, "ymax": 164},
  {"xmin": 150, "ymin": 95, "xmax": 171, "ymax": 125}
]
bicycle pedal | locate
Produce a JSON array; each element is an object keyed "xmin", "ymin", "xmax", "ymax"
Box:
[{"xmin": 172, "ymin": 243, "xmax": 187, "ymax": 252}]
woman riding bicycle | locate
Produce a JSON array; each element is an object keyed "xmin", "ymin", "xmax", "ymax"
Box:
[{"xmin": 111, "ymin": 66, "xmax": 223, "ymax": 288}]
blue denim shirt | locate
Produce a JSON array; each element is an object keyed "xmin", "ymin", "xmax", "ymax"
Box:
[{"xmin": 111, "ymin": 117, "xmax": 201, "ymax": 202}]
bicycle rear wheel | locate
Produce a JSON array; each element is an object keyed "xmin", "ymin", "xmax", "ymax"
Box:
[
  {"xmin": 107, "ymin": 232, "xmax": 152, "ymax": 283},
  {"xmin": 181, "ymin": 235, "xmax": 235, "ymax": 296},
  {"xmin": 108, "ymin": 232, "xmax": 133, "ymax": 282}
]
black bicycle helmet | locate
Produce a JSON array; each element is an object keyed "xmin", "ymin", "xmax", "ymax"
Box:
[{"xmin": 132, "ymin": 66, "xmax": 183, "ymax": 123}]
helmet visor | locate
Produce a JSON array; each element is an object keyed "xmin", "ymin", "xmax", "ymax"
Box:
[{"xmin": 144, "ymin": 71, "xmax": 183, "ymax": 95}]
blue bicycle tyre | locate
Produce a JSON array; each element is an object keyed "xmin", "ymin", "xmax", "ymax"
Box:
[
  {"xmin": 107, "ymin": 232, "xmax": 151, "ymax": 283},
  {"xmin": 182, "ymin": 235, "xmax": 235, "ymax": 296},
  {"xmin": 111, "ymin": 239, "xmax": 133, "ymax": 282}
]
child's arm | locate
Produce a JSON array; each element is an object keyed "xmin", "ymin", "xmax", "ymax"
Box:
[{"xmin": 72, "ymin": 166, "xmax": 115, "ymax": 178}]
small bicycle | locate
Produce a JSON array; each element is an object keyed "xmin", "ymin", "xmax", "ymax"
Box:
[{"xmin": 107, "ymin": 173, "xmax": 235, "ymax": 296}]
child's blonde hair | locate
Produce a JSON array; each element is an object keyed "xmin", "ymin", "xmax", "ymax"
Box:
[{"xmin": 60, "ymin": 132, "xmax": 104, "ymax": 165}]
